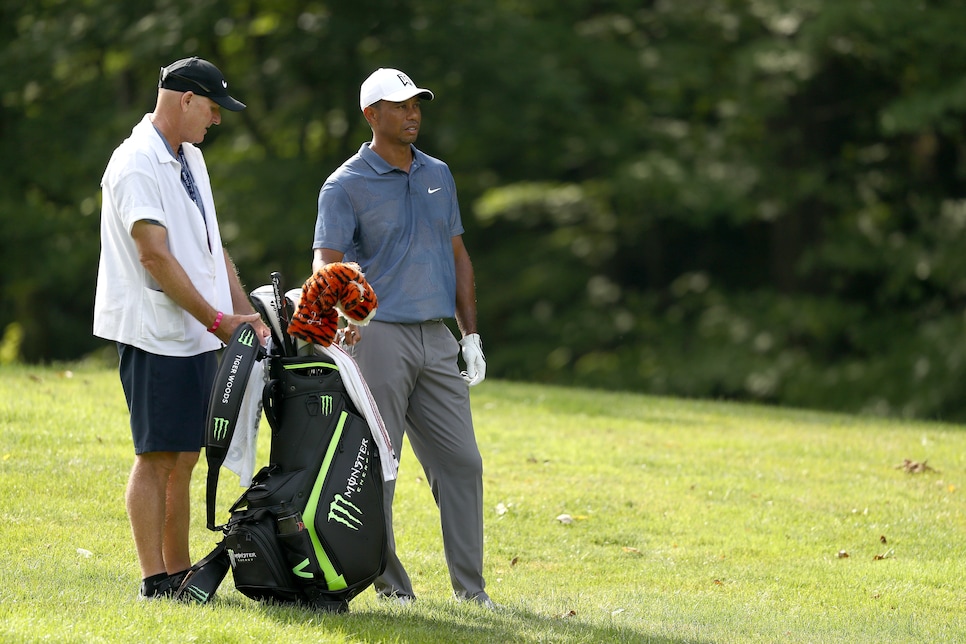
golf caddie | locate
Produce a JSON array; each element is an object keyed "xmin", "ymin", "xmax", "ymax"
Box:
[{"xmin": 93, "ymin": 57, "xmax": 269, "ymax": 599}]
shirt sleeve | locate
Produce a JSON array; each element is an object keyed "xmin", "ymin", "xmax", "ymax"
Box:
[
  {"xmin": 445, "ymin": 166, "xmax": 464, "ymax": 237},
  {"xmin": 110, "ymin": 157, "xmax": 167, "ymax": 234},
  {"xmin": 314, "ymin": 180, "xmax": 356, "ymax": 254}
]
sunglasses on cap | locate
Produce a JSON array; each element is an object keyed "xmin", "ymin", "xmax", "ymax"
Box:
[{"xmin": 160, "ymin": 68, "xmax": 213, "ymax": 94}]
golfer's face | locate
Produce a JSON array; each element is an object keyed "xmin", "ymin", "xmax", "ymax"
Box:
[{"xmin": 373, "ymin": 98, "xmax": 421, "ymax": 145}]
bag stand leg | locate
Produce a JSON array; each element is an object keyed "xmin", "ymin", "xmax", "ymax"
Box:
[{"xmin": 176, "ymin": 543, "xmax": 231, "ymax": 604}]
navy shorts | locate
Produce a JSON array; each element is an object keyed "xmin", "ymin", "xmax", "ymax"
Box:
[{"xmin": 117, "ymin": 343, "xmax": 217, "ymax": 454}]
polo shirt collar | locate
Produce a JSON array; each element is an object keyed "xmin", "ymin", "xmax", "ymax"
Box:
[
  {"xmin": 134, "ymin": 114, "xmax": 179, "ymax": 166},
  {"xmin": 359, "ymin": 142, "xmax": 424, "ymax": 174}
]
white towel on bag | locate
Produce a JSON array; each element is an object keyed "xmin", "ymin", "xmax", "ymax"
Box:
[
  {"xmin": 224, "ymin": 338, "xmax": 398, "ymax": 486},
  {"xmin": 310, "ymin": 340, "xmax": 398, "ymax": 482}
]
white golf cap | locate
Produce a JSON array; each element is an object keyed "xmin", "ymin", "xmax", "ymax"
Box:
[{"xmin": 360, "ymin": 68, "xmax": 434, "ymax": 110}]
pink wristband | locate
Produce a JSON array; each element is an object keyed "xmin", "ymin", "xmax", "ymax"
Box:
[{"xmin": 207, "ymin": 311, "xmax": 224, "ymax": 333}]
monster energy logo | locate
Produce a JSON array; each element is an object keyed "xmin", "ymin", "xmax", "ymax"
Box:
[
  {"xmin": 319, "ymin": 395, "xmax": 333, "ymax": 415},
  {"xmin": 182, "ymin": 585, "xmax": 210, "ymax": 603},
  {"xmin": 212, "ymin": 417, "xmax": 230, "ymax": 441},
  {"xmin": 328, "ymin": 494, "xmax": 362, "ymax": 530},
  {"xmin": 238, "ymin": 328, "xmax": 256, "ymax": 347},
  {"xmin": 227, "ymin": 548, "xmax": 255, "ymax": 568}
]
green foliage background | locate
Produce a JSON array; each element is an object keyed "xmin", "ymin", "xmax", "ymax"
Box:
[{"xmin": 5, "ymin": 0, "xmax": 966, "ymax": 419}]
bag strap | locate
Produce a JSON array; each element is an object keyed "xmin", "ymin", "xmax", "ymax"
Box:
[{"xmin": 205, "ymin": 322, "xmax": 264, "ymax": 530}]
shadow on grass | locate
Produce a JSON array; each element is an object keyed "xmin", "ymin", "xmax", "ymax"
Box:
[{"xmin": 221, "ymin": 595, "xmax": 707, "ymax": 644}]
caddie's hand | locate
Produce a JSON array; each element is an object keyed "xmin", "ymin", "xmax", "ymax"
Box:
[
  {"xmin": 459, "ymin": 333, "xmax": 486, "ymax": 386},
  {"xmin": 248, "ymin": 315, "xmax": 272, "ymax": 345},
  {"xmin": 216, "ymin": 312, "xmax": 269, "ymax": 346}
]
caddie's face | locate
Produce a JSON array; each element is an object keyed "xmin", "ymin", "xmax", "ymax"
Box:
[
  {"xmin": 369, "ymin": 97, "xmax": 422, "ymax": 145},
  {"xmin": 181, "ymin": 93, "xmax": 222, "ymax": 144}
]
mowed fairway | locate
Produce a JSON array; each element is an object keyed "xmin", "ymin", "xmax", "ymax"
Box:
[{"xmin": 0, "ymin": 363, "xmax": 963, "ymax": 643}]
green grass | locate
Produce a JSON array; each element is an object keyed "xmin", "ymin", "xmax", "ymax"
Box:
[{"xmin": 1, "ymin": 362, "xmax": 964, "ymax": 643}]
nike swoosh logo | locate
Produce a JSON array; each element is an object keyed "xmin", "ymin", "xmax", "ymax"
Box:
[{"xmin": 428, "ymin": 187, "xmax": 442, "ymax": 194}]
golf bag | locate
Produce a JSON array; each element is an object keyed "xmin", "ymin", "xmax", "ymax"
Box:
[{"xmin": 177, "ymin": 321, "xmax": 388, "ymax": 612}]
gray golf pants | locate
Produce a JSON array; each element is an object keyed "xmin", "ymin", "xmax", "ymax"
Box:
[{"xmin": 349, "ymin": 319, "xmax": 485, "ymax": 599}]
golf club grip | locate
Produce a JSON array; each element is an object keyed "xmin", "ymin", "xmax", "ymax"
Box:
[{"xmin": 271, "ymin": 272, "xmax": 295, "ymax": 355}]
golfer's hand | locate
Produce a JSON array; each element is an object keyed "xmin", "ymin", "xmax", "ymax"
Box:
[
  {"xmin": 459, "ymin": 333, "xmax": 486, "ymax": 386},
  {"xmin": 340, "ymin": 323, "xmax": 361, "ymax": 346}
]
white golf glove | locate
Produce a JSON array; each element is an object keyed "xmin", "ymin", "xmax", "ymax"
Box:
[{"xmin": 459, "ymin": 333, "xmax": 486, "ymax": 386}]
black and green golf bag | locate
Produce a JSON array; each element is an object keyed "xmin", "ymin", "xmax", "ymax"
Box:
[{"xmin": 177, "ymin": 322, "xmax": 387, "ymax": 612}]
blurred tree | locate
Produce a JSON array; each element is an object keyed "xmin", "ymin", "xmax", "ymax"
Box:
[{"xmin": 4, "ymin": 0, "xmax": 966, "ymax": 419}]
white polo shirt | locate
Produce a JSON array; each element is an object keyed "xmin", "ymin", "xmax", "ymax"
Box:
[{"xmin": 93, "ymin": 114, "xmax": 233, "ymax": 356}]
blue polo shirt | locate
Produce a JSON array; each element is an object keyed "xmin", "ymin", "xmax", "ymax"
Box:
[{"xmin": 314, "ymin": 143, "xmax": 464, "ymax": 323}]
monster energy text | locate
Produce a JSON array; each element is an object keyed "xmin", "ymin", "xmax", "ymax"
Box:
[
  {"xmin": 227, "ymin": 548, "xmax": 256, "ymax": 567},
  {"xmin": 343, "ymin": 437, "xmax": 370, "ymax": 499}
]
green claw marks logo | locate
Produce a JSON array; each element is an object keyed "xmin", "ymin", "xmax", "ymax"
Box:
[
  {"xmin": 212, "ymin": 417, "xmax": 230, "ymax": 441},
  {"xmin": 319, "ymin": 395, "xmax": 333, "ymax": 416},
  {"xmin": 328, "ymin": 494, "xmax": 363, "ymax": 530},
  {"xmin": 238, "ymin": 328, "xmax": 256, "ymax": 347},
  {"xmin": 181, "ymin": 585, "xmax": 210, "ymax": 603}
]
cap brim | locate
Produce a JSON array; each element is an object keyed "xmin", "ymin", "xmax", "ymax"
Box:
[
  {"xmin": 211, "ymin": 95, "xmax": 246, "ymax": 111},
  {"xmin": 379, "ymin": 88, "xmax": 434, "ymax": 104}
]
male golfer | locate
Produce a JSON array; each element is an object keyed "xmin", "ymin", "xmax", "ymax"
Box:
[{"xmin": 311, "ymin": 67, "xmax": 493, "ymax": 608}]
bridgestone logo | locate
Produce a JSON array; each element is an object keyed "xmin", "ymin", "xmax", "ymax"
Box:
[
  {"xmin": 212, "ymin": 417, "xmax": 229, "ymax": 441},
  {"xmin": 328, "ymin": 494, "xmax": 362, "ymax": 530}
]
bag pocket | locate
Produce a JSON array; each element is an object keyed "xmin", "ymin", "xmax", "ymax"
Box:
[
  {"xmin": 224, "ymin": 510, "xmax": 300, "ymax": 604},
  {"xmin": 242, "ymin": 469, "xmax": 308, "ymax": 510},
  {"xmin": 276, "ymin": 509, "xmax": 323, "ymax": 583}
]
